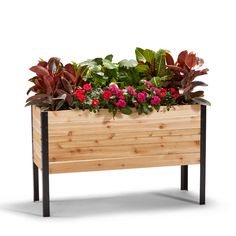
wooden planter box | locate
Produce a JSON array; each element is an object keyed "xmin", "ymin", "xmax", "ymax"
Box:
[{"xmin": 31, "ymin": 104, "xmax": 206, "ymax": 217}]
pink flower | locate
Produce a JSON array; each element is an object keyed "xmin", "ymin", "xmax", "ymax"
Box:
[
  {"xmin": 160, "ymin": 88, "xmax": 167, "ymax": 97},
  {"xmin": 92, "ymin": 99, "xmax": 100, "ymax": 107},
  {"xmin": 109, "ymin": 84, "xmax": 119, "ymax": 95},
  {"xmin": 153, "ymin": 87, "xmax": 160, "ymax": 94},
  {"xmin": 102, "ymin": 90, "xmax": 112, "ymax": 100},
  {"xmin": 74, "ymin": 89, "xmax": 85, "ymax": 102},
  {"xmin": 126, "ymin": 86, "xmax": 137, "ymax": 96},
  {"xmin": 137, "ymin": 92, "xmax": 147, "ymax": 103},
  {"xmin": 144, "ymin": 81, "xmax": 152, "ymax": 88},
  {"xmin": 83, "ymin": 84, "xmax": 92, "ymax": 91},
  {"xmin": 150, "ymin": 96, "xmax": 161, "ymax": 105},
  {"xmin": 117, "ymin": 99, "xmax": 126, "ymax": 108}
]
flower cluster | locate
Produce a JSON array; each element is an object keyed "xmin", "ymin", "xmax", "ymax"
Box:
[{"xmin": 72, "ymin": 81, "xmax": 180, "ymax": 115}]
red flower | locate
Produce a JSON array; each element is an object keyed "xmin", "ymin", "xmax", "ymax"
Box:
[
  {"xmin": 83, "ymin": 84, "xmax": 92, "ymax": 91},
  {"xmin": 117, "ymin": 99, "xmax": 126, "ymax": 108},
  {"xmin": 102, "ymin": 90, "xmax": 112, "ymax": 100},
  {"xmin": 169, "ymin": 88, "xmax": 176, "ymax": 94},
  {"xmin": 160, "ymin": 88, "xmax": 167, "ymax": 97},
  {"xmin": 74, "ymin": 89, "xmax": 85, "ymax": 102},
  {"xmin": 92, "ymin": 99, "xmax": 100, "ymax": 107},
  {"xmin": 173, "ymin": 93, "xmax": 180, "ymax": 99}
]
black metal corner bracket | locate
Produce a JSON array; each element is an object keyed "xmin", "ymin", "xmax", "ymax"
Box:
[
  {"xmin": 200, "ymin": 105, "xmax": 206, "ymax": 204},
  {"xmin": 41, "ymin": 111, "xmax": 50, "ymax": 217}
]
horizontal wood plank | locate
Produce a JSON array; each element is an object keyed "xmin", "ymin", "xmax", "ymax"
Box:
[
  {"xmin": 48, "ymin": 128, "xmax": 200, "ymax": 143},
  {"xmin": 49, "ymin": 141, "xmax": 200, "ymax": 162},
  {"xmin": 49, "ymin": 134, "xmax": 200, "ymax": 150},
  {"xmin": 48, "ymin": 105, "xmax": 200, "ymax": 124},
  {"xmin": 49, "ymin": 153, "xmax": 200, "ymax": 174}
]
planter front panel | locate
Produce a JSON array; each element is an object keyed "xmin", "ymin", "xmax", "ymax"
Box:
[{"xmin": 32, "ymin": 105, "xmax": 201, "ymax": 174}]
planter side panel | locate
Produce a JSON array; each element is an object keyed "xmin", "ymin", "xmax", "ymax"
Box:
[
  {"xmin": 47, "ymin": 105, "xmax": 201, "ymax": 174},
  {"xmin": 32, "ymin": 106, "xmax": 42, "ymax": 169}
]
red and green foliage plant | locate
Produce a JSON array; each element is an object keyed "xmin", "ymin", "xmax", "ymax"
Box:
[
  {"xmin": 26, "ymin": 48, "xmax": 209, "ymax": 115},
  {"xmin": 165, "ymin": 50, "xmax": 210, "ymax": 105}
]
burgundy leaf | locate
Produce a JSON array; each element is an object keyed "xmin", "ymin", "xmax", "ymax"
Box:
[
  {"xmin": 64, "ymin": 63, "xmax": 75, "ymax": 75},
  {"xmin": 30, "ymin": 65, "xmax": 50, "ymax": 77},
  {"xmin": 177, "ymin": 50, "xmax": 188, "ymax": 67},
  {"xmin": 43, "ymin": 77, "xmax": 53, "ymax": 95},
  {"xmin": 165, "ymin": 52, "xmax": 174, "ymax": 65},
  {"xmin": 166, "ymin": 65, "xmax": 187, "ymax": 74},
  {"xmin": 192, "ymin": 81, "xmax": 208, "ymax": 88},
  {"xmin": 37, "ymin": 60, "xmax": 47, "ymax": 67},
  {"xmin": 64, "ymin": 70, "xmax": 76, "ymax": 83},
  {"xmin": 61, "ymin": 78, "xmax": 73, "ymax": 93},
  {"xmin": 26, "ymin": 94, "xmax": 48, "ymax": 102},
  {"xmin": 185, "ymin": 52, "xmax": 197, "ymax": 69},
  {"xmin": 190, "ymin": 91, "xmax": 204, "ymax": 98},
  {"xmin": 48, "ymin": 57, "xmax": 61, "ymax": 75},
  {"xmin": 192, "ymin": 68, "xmax": 209, "ymax": 80}
]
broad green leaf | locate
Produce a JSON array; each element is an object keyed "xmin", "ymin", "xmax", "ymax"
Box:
[
  {"xmin": 136, "ymin": 64, "xmax": 149, "ymax": 73},
  {"xmin": 105, "ymin": 54, "xmax": 113, "ymax": 62},
  {"xmin": 135, "ymin": 47, "xmax": 146, "ymax": 63},
  {"xmin": 92, "ymin": 57, "xmax": 103, "ymax": 65},
  {"xmin": 103, "ymin": 59, "xmax": 117, "ymax": 70},
  {"xmin": 119, "ymin": 59, "xmax": 138, "ymax": 68},
  {"xmin": 120, "ymin": 107, "xmax": 132, "ymax": 115},
  {"xmin": 192, "ymin": 97, "xmax": 211, "ymax": 106},
  {"xmin": 143, "ymin": 49, "xmax": 155, "ymax": 63},
  {"xmin": 80, "ymin": 59, "xmax": 97, "ymax": 68},
  {"xmin": 142, "ymin": 103, "xmax": 150, "ymax": 114}
]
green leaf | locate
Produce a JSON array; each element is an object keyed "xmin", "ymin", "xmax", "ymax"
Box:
[
  {"xmin": 143, "ymin": 49, "xmax": 155, "ymax": 63},
  {"xmin": 136, "ymin": 64, "xmax": 149, "ymax": 73},
  {"xmin": 119, "ymin": 59, "xmax": 138, "ymax": 68},
  {"xmin": 92, "ymin": 57, "xmax": 103, "ymax": 65},
  {"xmin": 135, "ymin": 47, "xmax": 146, "ymax": 63},
  {"xmin": 151, "ymin": 76, "xmax": 170, "ymax": 87},
  {"xmin": 103, "ymin": 59, "xmax": 117, "ymax": 70},
  {"xmin": 142, "ymin": 103, "xmax": 150, "ymax": 114},
  {"xmin": 120, "ymin": 107, "xmax": 132, "ymax": 115},
  {"xmin": 137, "ymin": 104, "xmax": 142, "ymax": 114},
  {"xmin": 192, "ymin": 97, "xmax": 211, "ymax": 106},
  {"xmin": 105, "ymin": 54, "xmax": 113, "ymax": 62}
]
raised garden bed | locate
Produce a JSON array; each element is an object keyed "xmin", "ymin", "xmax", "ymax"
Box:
[
  {"xmin": 27, "ymin": 48, "xmax": 209, "ymax": 216},
  {"xmin": 31, "ymin": 104, "xmax": 206, "ymax": 217}
]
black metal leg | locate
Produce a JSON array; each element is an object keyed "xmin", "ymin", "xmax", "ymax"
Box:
[
  {"xmin": 181, "ymin": 165, "xmax": 188, "ymax": 190},
  {"xmin": 41, "ymin": 112, "xmax": 50, "ymax": 217},
  {"xmin": 33, "ymin": 163, "xmax": 39, "ymax": 201},
  {"xmin": 200, "ymin": 105, "xmax": 206, "ymax": 205},
  {"xmin": 32, "ymin": 107, "xmax": 40, "ymax": 202}
]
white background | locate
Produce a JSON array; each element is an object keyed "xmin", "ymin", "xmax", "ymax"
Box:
[{"xmin": 0, "ymin": 0, "xmax": 236, "ymax": 235}]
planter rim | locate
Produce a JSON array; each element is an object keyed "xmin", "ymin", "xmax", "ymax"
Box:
[{"xmin": 35, "ymin": 104, "xmax": 201, "ymax": 114}]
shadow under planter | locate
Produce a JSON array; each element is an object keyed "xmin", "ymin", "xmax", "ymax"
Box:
[{"xmin": 31, "ymin": 104, "xmax": 206, "ymax": 217}]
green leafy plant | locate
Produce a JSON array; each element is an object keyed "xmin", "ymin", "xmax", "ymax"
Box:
[
  {"xmin": 135, "ymin": 47, "xmax": 173, "ymax": 87},
  {"xmin": 26, "ymin": 48, "xmax": 209, "ymax": 114},
  {"xmin": 165, "ymin": 51, "xmax": 210, "ymax": 105}
]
